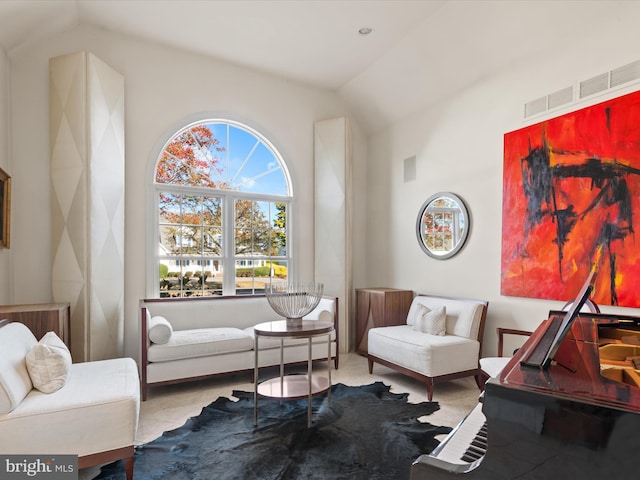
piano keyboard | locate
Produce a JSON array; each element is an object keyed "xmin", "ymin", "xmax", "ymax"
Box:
[{"xmin": 430, "ymin": 403, "xmax": 487, "ymax": 465}]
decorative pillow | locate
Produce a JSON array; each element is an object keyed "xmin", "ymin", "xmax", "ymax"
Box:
[
  {"xmin": 412, "ymin": 304, "xmax": 447, "ymax": 336},
  {"xmin": 149, "ymin": 316, "xmax": 173, "ymax": 344},
  {"xmin": 25, "ymin": 332, "xmax": 72, "ymax": 394},
  {"xmin": 407, "ymin": 297, "xmax": 425, "ymax": 326},
  {"xmin": 318, "ymin": 310, "xmax": 333, "ymax": 323}
]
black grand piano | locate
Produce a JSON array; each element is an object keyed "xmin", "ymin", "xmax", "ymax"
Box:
[{"xmin": 412, "ymin": 271, "xmax": 640, "ymax": 479}]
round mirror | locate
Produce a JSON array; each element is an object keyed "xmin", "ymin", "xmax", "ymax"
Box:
[{"xmin": 416, "ymin": 192, "xmax": 470, "ymax": 259}]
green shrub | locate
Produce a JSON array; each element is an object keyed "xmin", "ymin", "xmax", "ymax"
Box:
[{"xmin": 159, "ymin": 264, "xmax": 169, "ymax": 278}]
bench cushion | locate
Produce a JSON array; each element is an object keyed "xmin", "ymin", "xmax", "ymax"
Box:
[
  {"xmin": 368, "ymin": 325, "xmax": 479, "ymax": 377},
  {"xmin": 148, "ymin": 327, "xmax": 254, "ymax": 363}
]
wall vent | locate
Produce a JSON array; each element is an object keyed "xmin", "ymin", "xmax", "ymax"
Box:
[
  {"xmin": 579, "ymin": 73, "xmax": 609, "ymax": 99},
  {"xmin": 524, "ymin": 59, "xmax": 640, "ymax": 119},
  {"xmin": 611, "ymin": 59, "xmax": 640, "ymax": 88},
  {"xmin": 404, "ymin": 156, "xmax": 416, "ymax": 182},
  {"xmin": 524, "ymin": 96, "xmax": 547, "ymax": 118},
  {"xmin": 548, "ymin": 86, "xmax": 573, "ymax": 109}
]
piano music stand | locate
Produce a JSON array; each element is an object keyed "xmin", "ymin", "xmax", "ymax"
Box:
[{"xmin": 520, "ymin": 269, "xmax": 595, "ymax": 369}]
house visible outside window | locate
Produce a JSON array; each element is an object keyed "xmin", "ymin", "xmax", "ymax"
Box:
[{"xmin": 154, "ymin": 120, "xmax": 292, "ymax": 297}]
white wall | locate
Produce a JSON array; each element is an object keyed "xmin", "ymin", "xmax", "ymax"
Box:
[
  {"xmin": 8, "ymin": 25, "xmax": 358, "ymax": 359},
  {"xmin": 0, "ymin": 48, "xmax": 9, "ymax": 304},
  {"xmin": 366, "ymin": 3, "xmax": 640, "ymax": 357}
]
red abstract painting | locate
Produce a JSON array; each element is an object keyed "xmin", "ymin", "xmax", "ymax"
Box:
[{"xmin": 502, "ymin": 89, "xmax": 640, "ymax": 307}]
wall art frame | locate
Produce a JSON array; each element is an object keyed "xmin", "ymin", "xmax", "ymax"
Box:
[
  {"xmin": 416, "ymin": 192, "xmax": 470, "ymax": 260},
  {"xmin": 0, "ymin": 167, "xmax": 10, "ymax": 249},
  {"xmin": 502, "ymin": 89, "xmax": 640, "ymax": 308}
]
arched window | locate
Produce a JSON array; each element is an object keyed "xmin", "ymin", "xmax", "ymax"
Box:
[{"xmin": 152, "ymin": 119, "xmax": 291, "ymax": 297}]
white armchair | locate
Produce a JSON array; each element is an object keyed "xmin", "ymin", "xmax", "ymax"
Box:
[
  {"xmin": 0, "ymin": 320, "xmax": 139, "ymax": 479},
  {"xmin": 367, "ymin": 294, "xmax": 488, "ymax": 401}
]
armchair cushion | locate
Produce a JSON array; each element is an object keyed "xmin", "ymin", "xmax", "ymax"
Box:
[
  {"xmin": 369, "ymin": 325, "xmax": 479, "ymax": 377},
  {"xmin": 26, "ymin": 332, "xmax": 71, "ymax": 394}
]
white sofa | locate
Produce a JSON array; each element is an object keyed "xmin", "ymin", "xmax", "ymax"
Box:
[
  {"xmin": 140, "ymin": 295, "xmax": 338, "ymax": 400},
  {"xmin": 0, "ymin": 320, "xmax": 139, "ymax": 480},
  {"xmin": 367, "ymin": 294, "xmax": 488, "ymax": 401}
]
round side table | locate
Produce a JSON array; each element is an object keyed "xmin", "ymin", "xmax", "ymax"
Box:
[{"xmin": 253, "ymin": 319, "xmax": 334, "ymax": 428}]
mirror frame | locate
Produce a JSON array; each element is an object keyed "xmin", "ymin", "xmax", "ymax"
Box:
[{"xmin": 415, "ymin": 192, "xmax": 470, "ymax": 260}]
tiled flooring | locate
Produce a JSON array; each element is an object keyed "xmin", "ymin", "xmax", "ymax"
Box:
[{"xmin": 84, "ymin": 353, "xmax": 481, "ymax": 479}]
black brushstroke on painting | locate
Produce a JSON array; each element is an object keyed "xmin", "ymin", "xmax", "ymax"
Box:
[{"xmin": 520, "ymin": 138, "xmax": 640, "ymax": 304}]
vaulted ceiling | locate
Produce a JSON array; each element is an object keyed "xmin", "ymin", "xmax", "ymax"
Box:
[{"xmin": 0, "ymin": 0, "xmax": 624, "ymax": 134}]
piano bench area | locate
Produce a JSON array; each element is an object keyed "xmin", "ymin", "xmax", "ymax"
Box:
[{"xmin": 367, "ymin": 294, "xmax": 489, "ymax": 401}]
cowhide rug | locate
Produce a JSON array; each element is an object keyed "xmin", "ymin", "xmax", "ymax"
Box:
[{"xmin": 95, "ymin": 381, "xmax": 451, "ymax": 480}]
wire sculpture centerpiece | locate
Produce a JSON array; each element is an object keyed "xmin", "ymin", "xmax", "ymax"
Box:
[{"xmin": 266, "ymin": 281, "xmax": 324, "ymax": 328}]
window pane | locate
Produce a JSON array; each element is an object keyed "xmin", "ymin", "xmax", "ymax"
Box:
[
  {"xmin": 235, "ymin": 228, "xmax": 252, "ymax": 255},
  {"xmin": 159, "ymin": 226, "xmax": 180, "ymax": 255},
  {"xmin": 203, "ymin": 227, "xmax": 222, "ymax": 255},
  {"xmin": 159, "ymin": 192, "xmax": 181, "ymax": 224},
  {"xmin": 254, "ymin": 229, "xmax": 271, "ymax": 255},
  {"xmin": 202, "ymin": 196, "xmax": 222, "ymax": 227},
  {"xmin": 181, "ymin": 195, "xmax": 202, "ymax": 225}
]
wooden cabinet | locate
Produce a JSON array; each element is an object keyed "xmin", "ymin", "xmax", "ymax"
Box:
[
  {"xmin": 0, "ymin": 303, "xmax": 71, "ymax": 348},
  {"xmin": 356, "ymin": 288, "xmax": 413, "ymax": 355}
]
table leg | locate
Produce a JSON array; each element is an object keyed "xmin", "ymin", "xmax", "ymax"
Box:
[
  {"xmin": 280, "ymin": 338, "xmax": 284, "ymax": 404},
  {"xmin": 254, "ymin": 335, "xmax": 259, "ymax": 427},
  {"xmin": 327, "ymin": 332, "xmax": 332, "ymax": 405},
  {"xmin": 308, "ymin": 336, "xmax": 312, "ymax": 428}
]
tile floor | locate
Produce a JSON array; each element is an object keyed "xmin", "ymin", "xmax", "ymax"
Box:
[{"xmin": 84, "ymin": 352, "xmax": 481, "ymax": 479}]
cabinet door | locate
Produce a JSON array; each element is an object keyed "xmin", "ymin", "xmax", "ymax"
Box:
[
  {"xmin": 356, "ymin": 289, "xmax": 412, "ymax": 354},
  {"xmin": 0, "ymin": 304, "xmax": 70, "ymax": 348}
]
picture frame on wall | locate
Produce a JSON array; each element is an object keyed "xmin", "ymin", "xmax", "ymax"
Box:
[{"xmin": 0, "ymin": 168, "xmax": 11, "ymax": 248}]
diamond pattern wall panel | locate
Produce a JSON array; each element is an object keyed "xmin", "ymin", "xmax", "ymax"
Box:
[
  {"xmin": 314, "ymin": 117, "xmax": 353, "ymax": 353},
  {"xmin": 50, "ymin": 52, "xmax": 124, "ymax": 362}
]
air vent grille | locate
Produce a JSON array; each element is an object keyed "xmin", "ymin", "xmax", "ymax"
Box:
[
  {"xmin": 580, "ymin": 73, "xmax": 609, "ymax": 98},
  {"xmin": 611, "ymin": 60, "xmax": 640, "ymax": 88},
  {"xmin": 524, "ymin": 59, "xmax": 640, "ymax": 119},
  {"xmin": 548, "ymin": 86, "xmax": 573, "ymax": 109},
  {"xmin": 524, "ymin": 96, "xmax": 547, "ymax": 118}
]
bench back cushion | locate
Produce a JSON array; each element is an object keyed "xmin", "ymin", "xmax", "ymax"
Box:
[
  {"xmin": 144, "ymin": 296, "xmax": 336, "ymax": 332},
  {"xmin": 406, "ymin": 295, "xmax": 486, "ymax": 340},
  {"xmin": 0, "ymin": 322, "xmax": 38, "ymax": 413}
]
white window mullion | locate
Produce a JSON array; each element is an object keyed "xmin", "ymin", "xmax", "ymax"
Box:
[{"xmin": 222, "ymin": 192, "xmax": 235, "ymax": 295}]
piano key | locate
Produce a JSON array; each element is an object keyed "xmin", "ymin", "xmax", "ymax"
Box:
[{"xmin": 431, "ymin": 403, "xmax": 487, "ymax": 465}]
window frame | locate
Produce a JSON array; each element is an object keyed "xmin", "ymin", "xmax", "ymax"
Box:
[{"xmin": 147, "ymin": 118, "xmax": 293, "ymax": 298}]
